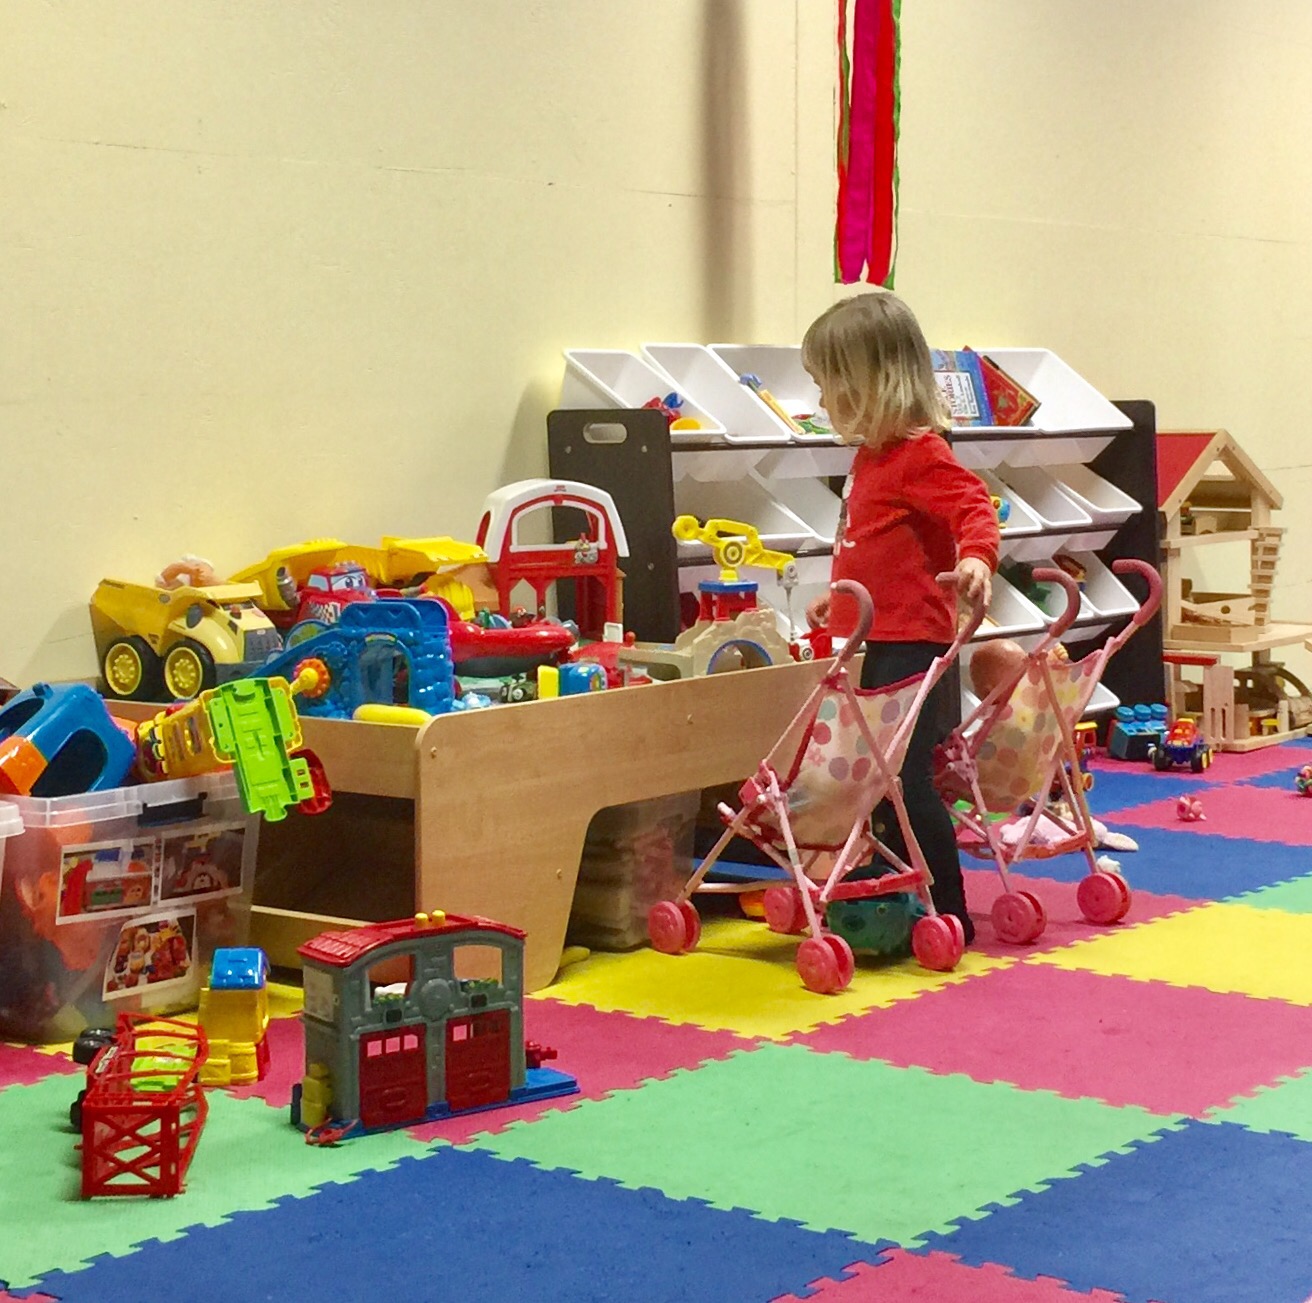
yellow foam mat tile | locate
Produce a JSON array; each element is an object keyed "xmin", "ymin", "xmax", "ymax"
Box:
[
  {"xmin": 1034, "ymin": 902, "xmax": 1312, "ymax": 1003},
  {"xmin": 539, "ymin": 916, "xmax": 1013, "ymax": 1039}
]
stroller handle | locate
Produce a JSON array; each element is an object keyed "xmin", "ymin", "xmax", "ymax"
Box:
[
  {"xmin": 1032, "ymin": 567, "xmax": 1082, "ymax": 640},
  {"xmin": 830, "ymin": 580, "xmax": 875, "ymax": 657},
  {"xmin": 1112, "ymin": 558, "xmax": 1163, "ymax": 630}
]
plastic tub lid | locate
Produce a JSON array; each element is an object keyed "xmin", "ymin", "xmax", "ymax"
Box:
[{"xmin": 0, "ymin": 803, "xmax": 22, "ymax": 838}]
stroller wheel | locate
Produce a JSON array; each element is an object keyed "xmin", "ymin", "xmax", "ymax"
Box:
[
  {"xmin": 992, "ymin": 891, "xmax": 1045, "ymax": 945},
  {"xmin": 648, "ymin": 901, "xmax": 701, "ymax": 954},
  {"xmin": 912, "ymin": 914, "xmax": 964, "ymax": 972},
  {"xmin": 797, "ymin": 934, "xmax": 854, "ymax": 994},
  {"xmin": 763, "ymin": 886, "xmax": 807, "ymax": 935},
  {"xmin": 1077, "ymin": 870, "xmax": 1132, "ymax": 925}
]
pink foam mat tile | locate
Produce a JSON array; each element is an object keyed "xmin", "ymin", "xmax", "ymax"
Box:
[
  {"xmin": 407, "ymin": 998, "xmax": 756, "ymax": 1144},
  {"xmin": 771, "ymin": 1250, "xmax": 1136, "ymax": 1301},
  {"xmin": 0, "ymin": 1041, "xmax": 77, "ymax": 1091},
  {"xmin": 790, "ymin": 962, "xmax": 1312, "ymax": 1117},
  {"xmin": 1092, "ymin": 744, "xmax": 1301, "ymax": 783},
  {"xmin": 962, "ymin": 868, "xmax": 1195, "ymax": 957},
  {"xmin": 1103, "ymin": 782, "xmax": 1312, "ymax": 844}
]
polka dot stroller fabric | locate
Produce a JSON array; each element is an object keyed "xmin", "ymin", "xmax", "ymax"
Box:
[{"xmin": 750, "ymin": 676, "xmax": 925, "ymax": 851}]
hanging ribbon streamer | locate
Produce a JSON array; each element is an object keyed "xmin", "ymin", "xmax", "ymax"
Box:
[{"xmin": 835, "ymin": 0, "xmax": 900, "ymax": 286}]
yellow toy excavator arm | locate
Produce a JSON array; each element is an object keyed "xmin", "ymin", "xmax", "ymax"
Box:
[{"xmin": 671, "ymin": 515, "xmax": 796, "ymax": 580}]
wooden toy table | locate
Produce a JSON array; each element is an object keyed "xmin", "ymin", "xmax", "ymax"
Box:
[{"xmin": 236, "ymin": 657, "xmax": 837, "ymax": 992}]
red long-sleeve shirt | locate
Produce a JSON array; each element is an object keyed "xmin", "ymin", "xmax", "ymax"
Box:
[{"xmin": 828, "ymin": 433, "xmax": 1000, "ymax": 643}]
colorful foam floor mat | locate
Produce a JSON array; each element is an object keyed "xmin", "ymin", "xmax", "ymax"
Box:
[{"xmin": 4, "ymin": 742, "xmax": 1312, "ymax": 1302}]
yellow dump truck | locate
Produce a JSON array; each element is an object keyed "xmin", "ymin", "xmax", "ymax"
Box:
[
  {"xmin": 229, "ymin": 536, "xmax": 494, "ymax": 625},
  {"xmin": 91, "ymin": 579, "xmax": 285, "ymax": 702}
]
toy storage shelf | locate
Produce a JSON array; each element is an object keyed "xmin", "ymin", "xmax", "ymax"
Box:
[{"xmin": 553, "ymin": 345, "xmax": 1147, "ymax": 674}]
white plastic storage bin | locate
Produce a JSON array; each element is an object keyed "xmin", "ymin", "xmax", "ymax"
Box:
[
  {"xmin": 751, "ymin": 468, "xmax": 843, "ymax": 545},
  {"xmin": 970, "ymin": 349, "xmax": 1131, "ymax": 463},
  {"xmin": 673, "ymin": 474, "xmax": 817, "ymax": 552},
  {"xmin": 0, "ymin": 772, "xmax": 257, "ymax": 1043},
  {"xmin": 979, "ymin": 573, "xmax": 1048, "ymax": 639},
  {"xmin": 1061, "ymin": 551, "xmax": 1140, "ymax": 621},
  {"xmin": 994, "ymin": 465, "xmax": 1094, "ymax": 556},
  {"xmin": 1012, "ymin": 557, "xmax": 1100, "ymax": 624},
  {"xmin": 643, "ymin": 344, "xmax": 791, "ymax": 444},
  {"xmin": 562, "ymin": 349, "xmax": 726, "ymax": 441},
  {"xmin": 1045, "ymin": 464, "xmax": 1140, "ymax": 550},
  {"xmin": 978, "ymin": 469, "xmax": 1043, "ymax": 561},
  {"xmin": 709, "ymin": 345, "xmax": 834, "ymax": 443}
]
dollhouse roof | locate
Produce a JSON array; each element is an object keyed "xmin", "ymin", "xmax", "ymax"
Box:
[
  {"xmin": 299, "ymin": 913, "xmax": 524, "ymax": 970},
  {"xmin": 1157, "ymin": 429, "xmax": 1283, "ymax": 519}
]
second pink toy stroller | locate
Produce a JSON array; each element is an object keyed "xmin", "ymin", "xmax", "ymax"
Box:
[
  {"xmin": 934, "ymin": 559, "xmax": 1163, "ymax": 945},
  {"xmin": 647, "ymin": 578, "xmax": 984, "ymax": 994}
]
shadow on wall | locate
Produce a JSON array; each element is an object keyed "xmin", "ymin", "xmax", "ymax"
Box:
[
  {"xmin": 701, "ymin": 0, "xmax": 750, "ymax": 341},
  {"xmin": 501, "ymin": 371, "xmax": 557, "ymax": 490}
]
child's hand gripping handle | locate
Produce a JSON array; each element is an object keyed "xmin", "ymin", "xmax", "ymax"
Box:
[{"xmin": 936, "ymin": 572, "xmax": 988, "ymax": 648}]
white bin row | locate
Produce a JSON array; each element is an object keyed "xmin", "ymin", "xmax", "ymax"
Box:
[
  {"xmin": 678, "ymin": 552, "xmax": 1140, "ymax": 650},
  {"xmin": 666, "ymin": 455, "xmax": 1136, "ymax": 558},
  {"xmin": 563, "ymin": 344, "xmax": 1132, "ymax": 457}
]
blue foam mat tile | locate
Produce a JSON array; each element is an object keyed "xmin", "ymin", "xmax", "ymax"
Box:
[
  {"xmin": 919, "ymin": 1120, "xmax": 1312, "ymax": 1303},
  {"xmin": 1232, "ymin": 764, "xmax": 1312, "ymax": 791},
  {"xmin": 31, "ymin": 1147, "xmax": 891, "ymax": 1303},
  {"xmin": 1086, "ymin": 764, "xmax": 1225, "ymax": 812},
  {"xmin": 1007, "ymin": 825, "xmax": 1312, "ymax": 900}
]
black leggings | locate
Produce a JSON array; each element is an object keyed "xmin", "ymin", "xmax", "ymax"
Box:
[{"xmin": 861, "ymin": 641, "xmax": 972, "ymax": 937}]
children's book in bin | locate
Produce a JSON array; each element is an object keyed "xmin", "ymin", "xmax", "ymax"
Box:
[
  {"xmin": 977, "ymin": 352, "xmax": 1040, "ymax": 426},
  {"xmin": 930, "ymin": 349, "xmax": 994, "ymax": 427}
]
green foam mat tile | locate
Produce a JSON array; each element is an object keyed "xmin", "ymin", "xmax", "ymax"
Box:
[
  {"xmin": 466, "ymin": 1043, "xmax": 1181, "ymax": 1246},
  {"xmin": 1208, "ymin": 1067, "xmax": 1312, "ymax": 1142},
  {"xmin": 1228, "ymin": 872, "xmax": 1312, "ymax": 915},
  {"xmin": 0, "ymin": 1074, "xmax": 432, "ymax": 1288}
]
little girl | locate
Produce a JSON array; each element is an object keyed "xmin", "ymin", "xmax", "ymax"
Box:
[{"xmin": 802, "ymin": 291, "xmax": 1000, "ymax": 944}]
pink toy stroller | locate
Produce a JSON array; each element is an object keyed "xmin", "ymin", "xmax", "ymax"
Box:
[
  {"xmin": 934, "ymin": 559, "xmax": 1163, "ymax": 945},
  {"xmin": 647, "ymin": 577, "xmax": 985, "ymax": 994}
]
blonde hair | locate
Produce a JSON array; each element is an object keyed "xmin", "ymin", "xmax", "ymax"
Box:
[{"xmin": 802, "ymin": 291, "xmax": 949, "ymax": 447}]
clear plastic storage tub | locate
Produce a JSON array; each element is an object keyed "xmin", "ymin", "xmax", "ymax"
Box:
[{"xmin": 0, "ymin": 772, "xmax": 257, "ymax": 1043}]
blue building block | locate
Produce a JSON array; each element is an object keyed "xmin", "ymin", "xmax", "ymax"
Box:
[
  {"xmin": 209, "ymin": 947, "xmax": 269, "ymax": 991},
  {"xmin": 1106, "ymin": 703, "xmax": 1169, "ymax": 761}
]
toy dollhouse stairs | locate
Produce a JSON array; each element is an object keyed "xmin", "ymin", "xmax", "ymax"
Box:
[{"xmin": 1250, "ymin": 526, "xmax": 1284, "ymax": 626}]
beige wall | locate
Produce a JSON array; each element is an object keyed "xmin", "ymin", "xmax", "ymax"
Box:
[{"xmin": 4, "ymin": 1, "xmax": 1311, "ymax": 681}]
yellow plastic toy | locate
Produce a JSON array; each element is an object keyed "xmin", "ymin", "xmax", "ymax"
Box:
[
  {"xmin": 671, "ymin": 515, "xmax": 800, "ymax": 592},
  {"xmin": 91, "ymin": 578, "xmax": 283, "ymax": 702},
  {"xmin": 229, "ymin": 537, "xmax": 493, "ymax": 623},
  {"xmin": 197, "ymin": 948, "xmax": 271, "ymax": 1087}
]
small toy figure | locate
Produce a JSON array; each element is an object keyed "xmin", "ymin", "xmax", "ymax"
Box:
[
  {"xmin": 1296, "ymin": 765, "xmax": 1312, "ymax": 796},
  {"xmin": 1177, "ymin": 794, "xmax": 1206, "ymax": 822}
]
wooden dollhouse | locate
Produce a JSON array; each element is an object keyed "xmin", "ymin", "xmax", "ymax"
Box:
[{"xmin": 1158, "ymin": 429, "xmax": 1312, "ymax": 750}]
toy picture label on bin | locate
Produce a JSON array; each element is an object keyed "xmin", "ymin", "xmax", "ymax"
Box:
[
  {"xmin": 57, "ymin": 841, "xmax": 158, "ymax": 922},
  {"xmin": 103, "ymin": 910, "xmax": 196, "ymax": 1002},
  {"xmin": 159, "ymin": 825, "xmax": 247, "ymax": 903},
  {"xmin": 55, "ymin": 823, "xmax": 248, "ymax": 924}
]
